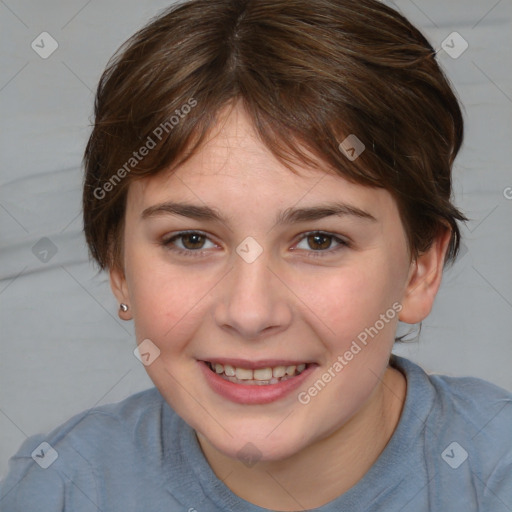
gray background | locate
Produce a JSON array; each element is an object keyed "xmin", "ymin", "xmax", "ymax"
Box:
[{"xmin": 0, "ymin": 0, "xmax": 511, "ymax": 478}]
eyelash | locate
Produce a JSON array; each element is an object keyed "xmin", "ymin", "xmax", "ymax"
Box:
[{"xmin": 160, "ymin": 230, "xmax": 349, "ymax": 259}]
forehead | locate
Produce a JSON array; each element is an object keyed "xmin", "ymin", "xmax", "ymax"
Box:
[{"xmin": 127, "ymin": 104, "xmax": 397, "ymax": 219}]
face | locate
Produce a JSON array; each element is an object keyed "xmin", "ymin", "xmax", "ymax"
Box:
[{"xmin": 112, "ymin": 104, "xmax": 420, "ymax": 462}]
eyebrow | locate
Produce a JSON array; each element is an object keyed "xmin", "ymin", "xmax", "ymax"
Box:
[{"xmin": 141, "ymin": 200, "xmax": 377, "ymax": 225}]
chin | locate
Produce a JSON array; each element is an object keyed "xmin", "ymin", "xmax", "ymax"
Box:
[{"xmin": 198, "ymin": 419, "xmax": 313, "ymax": 464}]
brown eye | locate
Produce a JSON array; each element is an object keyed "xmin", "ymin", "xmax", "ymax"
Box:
[
  {"xmin": 181, "ymin": 233, "xmax": 206, "ymax": 250},
  {"xmin": 307, "ymin": 233, "xmax": 333, "ymax": 250},
  {"xmin": 294, "ymin": 231, "xmax": 348, "ymax": 257},
  {"xmin": 162, "ymin": 231, "xmax": 216, "ymax": 255}
]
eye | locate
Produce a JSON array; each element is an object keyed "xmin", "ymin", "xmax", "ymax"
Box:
[
  {"xmin": 294, "ymin": 231, "xmax": 348, "ymax": 257},
  {"xmin": 161, "ymin": 231, "xmax": 217, "ymax": 256},
  {"xmin": 160, "ymin": 230, "xmax": 349, "ymax": 259}
]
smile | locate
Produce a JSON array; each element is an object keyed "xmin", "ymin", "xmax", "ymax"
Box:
[
  {"xmin": 199, "ymin": 359, "xmax": 317, "ymax": 405},
  {"xmin": 206, "ymin": 361, "xmax": 308, "ymax": 385}
]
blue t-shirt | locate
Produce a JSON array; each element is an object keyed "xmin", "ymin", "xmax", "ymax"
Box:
[{"xmin": 1, "ymin": 356, "xmax": 511, "ymax": 511}]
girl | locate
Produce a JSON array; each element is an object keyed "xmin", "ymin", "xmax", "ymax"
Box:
[{"xmin": 2, "ymin": 1, "xmax": 511, "ymax": 510}]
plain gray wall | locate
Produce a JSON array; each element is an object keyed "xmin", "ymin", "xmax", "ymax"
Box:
[{"xmin": 1, "ymin": 0, "xmax": 511, "ymax": 478}]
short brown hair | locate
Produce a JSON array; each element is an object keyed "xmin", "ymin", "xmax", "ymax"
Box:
[{"xmin": 83, "ymin": 0, "xmax": 467, "ymax": 270}]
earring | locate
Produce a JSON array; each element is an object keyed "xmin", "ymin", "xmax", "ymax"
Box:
[{"xmin": 120, "ymin": 303, "xmax": 129, "ymax": 312}]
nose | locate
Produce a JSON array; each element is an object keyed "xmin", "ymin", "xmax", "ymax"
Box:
[{"xmin": 213, "ymin": 248, "xmax": 293, "ymax": 340}]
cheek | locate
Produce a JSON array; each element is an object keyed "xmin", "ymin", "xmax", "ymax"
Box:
[
  {"xmin": 293, "ymin": 258, "xmax": 401, "ymax": 354},
  {"xmin": 125, "ymin": 249, "xmax": 214, "ymax": 346}
]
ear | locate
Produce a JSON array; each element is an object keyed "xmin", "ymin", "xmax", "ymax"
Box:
[
  {"xmin": 109, "ymin": 265, "xmax": 132, "ymax": 320},
  {"xmin": 399, "ymin": 226, "xmax": 452, "ymax": 324}
]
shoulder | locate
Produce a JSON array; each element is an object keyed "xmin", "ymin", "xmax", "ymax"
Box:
[
  {"xmin": 426, "ymin": 365, "xmax": 512, "ymax": 470},
  {"xmin": 18, "ymin": 386, "xmax": 167, "ymax": 455},
  {"xmin": 394, "ymin": 355, "xmax": 512, "ymax": 436},
  {"xmin": 394, "ymin": 356, "xmax": 512, "ymax": 510},
  {"xmin": 0, "ymin": 387, "xmax": 169, "ymax": 511},
  {"xmin": 424, "ymin": 363, "xmax": 512, "ymax": 442}
]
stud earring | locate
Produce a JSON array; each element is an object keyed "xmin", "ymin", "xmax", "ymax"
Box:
[{"xmin": 120, "ymin": 303, "xmax": 129, "ymax": 312}]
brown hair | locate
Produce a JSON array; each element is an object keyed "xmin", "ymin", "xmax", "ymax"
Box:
[{"xmin": 83, "ymin": 0, "xmax": 467, "ymax": 271}]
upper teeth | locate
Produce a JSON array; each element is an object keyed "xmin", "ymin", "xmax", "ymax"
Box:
[{"xmin": 211, "ymin": 362, "xmax": 307, "ymax": 381}]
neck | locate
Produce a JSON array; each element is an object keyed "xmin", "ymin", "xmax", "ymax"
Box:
[{"xmin": 197, "ymin": 365, "xmax": 407, "ymax": 511}]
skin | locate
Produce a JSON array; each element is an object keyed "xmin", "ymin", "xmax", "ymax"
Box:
[{"xmin": 111, "ymin": 103, "xmax": 451, "ymax": 510}]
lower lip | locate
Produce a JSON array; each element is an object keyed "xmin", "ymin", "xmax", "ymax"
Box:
[{"xmin": 198, "ymin": 361, "xmax": 316, "ymax": 405}]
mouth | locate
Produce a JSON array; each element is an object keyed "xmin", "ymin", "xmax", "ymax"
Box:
[
  {"xmin": 198, "ymin": 359, "xmax": 317, "ymax": 405},
  {"xmin": 204, "ymin": 360, "xmax": 310, "ymax": 385}
]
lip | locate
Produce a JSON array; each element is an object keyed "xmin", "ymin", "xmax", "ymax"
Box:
[
  {"xmin": 198, "ymin": 360, "xmax": 317, "ymax": 405},
  {"xmin": 204, "ymin": 357, "xmax": 312, "ymax": 370}
]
